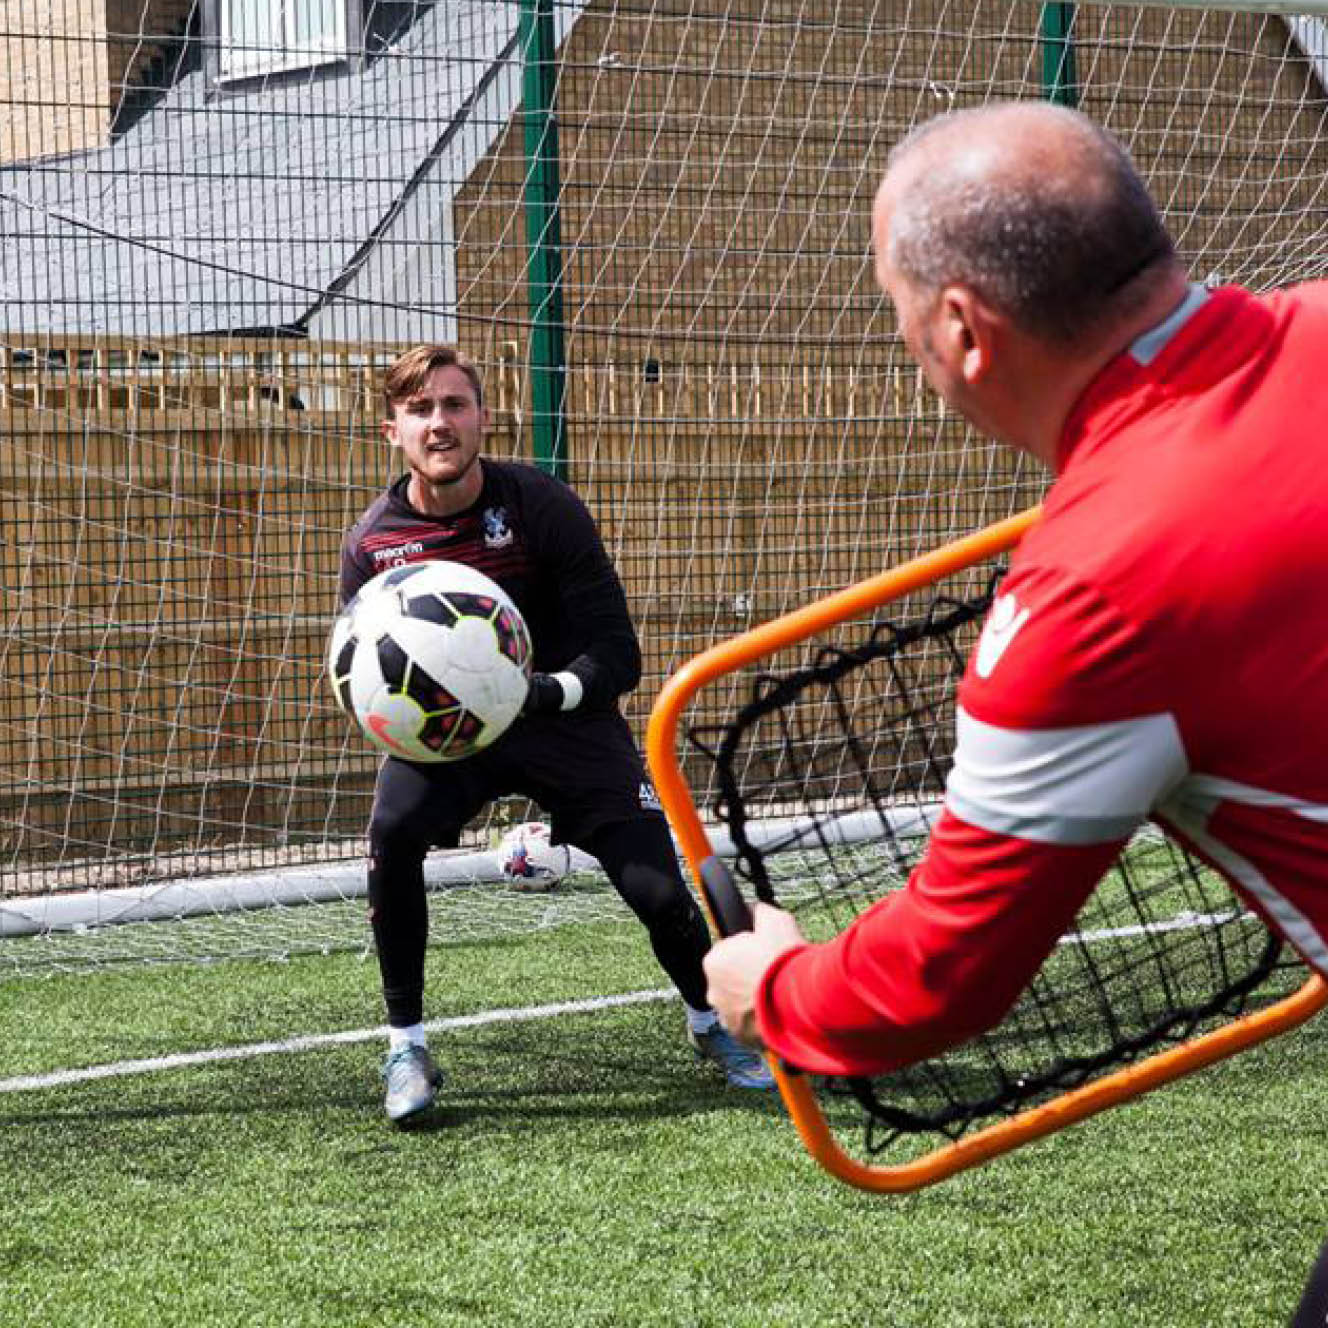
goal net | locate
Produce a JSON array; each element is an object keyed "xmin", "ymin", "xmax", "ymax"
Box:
[{"xmin": 4, "ymin": 0, "xmax": 1328, "ymax": 971}]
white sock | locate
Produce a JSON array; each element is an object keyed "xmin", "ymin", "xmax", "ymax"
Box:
[
  {"xmin": 388, "ymin": 1023, "xmax": 428, "ymax": 1050},
  {"xmin": 685, "ymin": 1004, "xmax": 719, "ymax": 1035}
]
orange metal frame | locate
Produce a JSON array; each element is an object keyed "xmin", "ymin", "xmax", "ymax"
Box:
[{"xmin": 645, "ymin": 506, "xmax": 1328, "ymax": 1192}]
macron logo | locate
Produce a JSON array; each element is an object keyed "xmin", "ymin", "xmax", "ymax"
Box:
[
  {"xmin": 975, "ymin": 593, "xmax": 1031, "ymax": 679},
  {"xmin": 371, "ymin": 541, "xmax": 425, "ymax": 566}
]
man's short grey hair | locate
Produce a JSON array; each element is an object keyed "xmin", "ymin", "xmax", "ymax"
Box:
[{"xmin": 886, "ymin": 104, "xmax": 1177, "ymax": 345}]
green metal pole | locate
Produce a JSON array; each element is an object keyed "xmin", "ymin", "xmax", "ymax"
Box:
[
  {"xmin": 1040, "ymin": 3, "xmax": 1080, "ymax": 107},
  {"xmin": 519, "ymin": 0, "xmax": 568, "ymax": 480}
]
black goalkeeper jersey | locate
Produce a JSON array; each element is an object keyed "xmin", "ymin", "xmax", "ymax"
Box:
[{"xmin": 339, "ymin": 460, "xmax": 642, "ymax": 711}]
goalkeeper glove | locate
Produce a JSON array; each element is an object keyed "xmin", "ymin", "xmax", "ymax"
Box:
[{"xmin": 522, "ymin": 670, "xmax": 584, "ymax": 715}]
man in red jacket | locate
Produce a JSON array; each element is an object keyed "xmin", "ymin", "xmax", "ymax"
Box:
[{"xmin": 703, "ymin": 100, "xmax": 1328, "ymax": 1079}]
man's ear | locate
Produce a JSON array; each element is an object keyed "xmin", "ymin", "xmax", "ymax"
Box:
[
  {"xmin": 382, "ymin": 417, "xmax": 398, "ymax": 445},
  {"xmin": 937, "ymin": 285, "xmax": 1000, "ymax": 386}
]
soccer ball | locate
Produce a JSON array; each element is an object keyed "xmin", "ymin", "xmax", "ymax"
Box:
[
  {"xmin": 327, "ymin": 560, "xmax": 532, "ymax": 762},
  {"xmin": 497, "ymin": 821, "xmax": 571, "ymax": 892}
]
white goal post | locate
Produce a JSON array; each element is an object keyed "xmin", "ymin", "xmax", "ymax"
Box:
[
  {"xmin": 0, "ymin": 806, "xmax": 934, "ymax": 938},
  {"xmin": 4, "ymin": 0, "xmax": 1328, "ymax": 969}
]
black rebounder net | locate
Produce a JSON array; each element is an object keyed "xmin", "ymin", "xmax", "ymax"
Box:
[{"xmin": 685, "ymin": 577, "xmax": 1303, "ymax": 1157}]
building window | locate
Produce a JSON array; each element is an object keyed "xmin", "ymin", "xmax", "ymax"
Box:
[{"xmin": 216, "ymin": 0, "xmax": 351, "ymax": 82}]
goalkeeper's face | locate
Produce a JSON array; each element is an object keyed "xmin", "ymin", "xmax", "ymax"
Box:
[{"xmin": 384, "ymin": 364, "xmax": 489, "ymax": 509}]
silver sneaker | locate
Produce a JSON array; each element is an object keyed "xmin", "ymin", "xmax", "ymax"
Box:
[
  {"xmin": 689, "ymin": 1024, "xmax": 776, "ymax": 1090},
  {"xmin": 381, "ymin": 1043, "xmax": 444, "ymax": 1123}
]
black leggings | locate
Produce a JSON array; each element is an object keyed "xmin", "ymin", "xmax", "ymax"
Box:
[
  {"xmin": 1290, "ymin": 1237, "xmax": 1328, "ymax": 1328},
  {"xmin": 367, "ymin": 811, "xmax": 712, "ymax": 1026},
  {"xmin": 585, "ymin": 815, "xmax": 712, "ymax": 1010}
]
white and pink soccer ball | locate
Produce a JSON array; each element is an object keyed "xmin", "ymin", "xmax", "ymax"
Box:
[
  {"xmin": 496, "ymin": 821, "xmax": 572, "ymax": 892},
  {"xmin": 327, "ymin": 560, "xmax": 532, "ymax": 763}
]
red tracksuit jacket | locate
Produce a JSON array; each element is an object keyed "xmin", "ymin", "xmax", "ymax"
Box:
[{"xmin": 757, "ymin": 282, "xmax": 1328, "ymax": 1076}]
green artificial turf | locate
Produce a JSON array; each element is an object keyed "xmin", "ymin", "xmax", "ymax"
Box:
[{"xmin": 0, "ymin": 921, "xmax": 1323, "ymax": 1327}]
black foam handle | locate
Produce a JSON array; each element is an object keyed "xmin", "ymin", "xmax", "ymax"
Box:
[{"xmin": 698, "ymin": 855, "xmax": 753, "ymax": 937}]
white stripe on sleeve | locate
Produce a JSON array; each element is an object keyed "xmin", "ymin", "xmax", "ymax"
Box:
[{"xmin": 945, "ymin": 706, "xmax": 1189, "ymax": 845}]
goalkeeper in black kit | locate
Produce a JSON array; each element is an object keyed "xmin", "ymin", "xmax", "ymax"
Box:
[{"xmin": 339, "ymin": 344, "xmax": 773, "ymax": 1122}]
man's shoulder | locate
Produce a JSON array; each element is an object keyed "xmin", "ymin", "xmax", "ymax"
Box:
[
  {"xmin": 345, "ymin": 485, "xmax": 404, "ymax": 541},
  {"xmin": 1224, "ymin": 280, "xmax": 1328, "ymax": 345},
  {"xmin": 486, "ymin": 457, "xmax": 574, "ymax": 498},
  {"xmin": 1271, "ymin": 278, "xmax": 1328, "ymax": 310},
  {"xmin": 1259, "ymin": 280, "xmax": 1328, "ymax": 351},
  {"xmin": 484, "ymin": 459, "xmax": 592, "ymax": 524}
]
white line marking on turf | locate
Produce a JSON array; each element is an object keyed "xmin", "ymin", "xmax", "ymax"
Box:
[{"xmin": 0, "ymin": 988, "xmax": 676, "ymax": 1094}]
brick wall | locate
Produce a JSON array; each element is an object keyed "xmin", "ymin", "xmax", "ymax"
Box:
[{"xmin": 0, "ymin": 0, "xmax": 195, "ymax": 163}]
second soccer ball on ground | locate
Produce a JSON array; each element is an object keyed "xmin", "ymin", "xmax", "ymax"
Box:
[{"xmin": 496, "ymin": 821, "xmax": 572, "ymax": 892}]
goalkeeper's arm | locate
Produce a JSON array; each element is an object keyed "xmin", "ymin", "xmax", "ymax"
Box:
[
  {"xmin": 523, "ymin": 666, "xmax": 586, "ymax": 715},
  {"xmin": 522, "ymin": 480, "xmax": 644, "ymax": 715}
]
